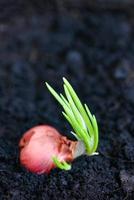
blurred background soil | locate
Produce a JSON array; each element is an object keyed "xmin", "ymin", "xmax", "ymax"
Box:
[{"xmin": 0, "ymin": 1, "xmax": 134, "ymax": 200}]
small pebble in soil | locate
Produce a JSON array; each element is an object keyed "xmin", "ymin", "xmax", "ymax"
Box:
[
  {"xmin": 114, "ymin": 60, "xmax": 130, "ymax": 80},
  {"xmin": 66, "ymin": 51, "xmax": 84, "ymax": 79},
  {"xmin": 120, "ymin": 170, "xmax": 134, "ymax": 193}
]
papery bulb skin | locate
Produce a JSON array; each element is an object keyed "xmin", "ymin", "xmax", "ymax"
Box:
[{"xmin": 19, "ymin": 125, "xmax": 77, "ymax": 174}]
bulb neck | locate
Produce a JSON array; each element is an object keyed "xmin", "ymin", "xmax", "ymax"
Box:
[{"xmin": 73, "ymin": 141, "xmax": 86, "ymax": 159}]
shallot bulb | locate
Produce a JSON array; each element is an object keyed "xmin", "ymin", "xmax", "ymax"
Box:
[
  {"xmin": 19, "ymin": 78, "xmax": 99, "ymax": 174},
  {"xmin": 19, "ymin": 125, "xmax": 79, "ymax": 174}
]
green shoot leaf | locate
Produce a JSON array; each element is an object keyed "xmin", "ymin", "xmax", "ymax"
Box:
[
  {"xmin": 52, "ymin": 157, "xmax": 71, "ymax": 171},
  {"xmin": 46, "ymin": 78, "xmax": 99, "ymax": 155}
]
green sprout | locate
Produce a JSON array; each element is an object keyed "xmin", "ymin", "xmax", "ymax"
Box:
[
  {"xmin": 46, "ymin": 78, "xmax": 99, "ymax": 169},
  {"xmin": 52, "ymin": 156, "xmax": 71, "ymax": 171}
]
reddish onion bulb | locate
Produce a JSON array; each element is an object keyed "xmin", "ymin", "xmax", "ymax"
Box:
[{"xmin": 19, "ymin": 125, "xmax": 78, "ymax": 174}]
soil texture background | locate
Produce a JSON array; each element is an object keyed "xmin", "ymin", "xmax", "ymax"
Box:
[{"xmin": 0, "ymin": 1, "xmax": 134, "ymax": 200}]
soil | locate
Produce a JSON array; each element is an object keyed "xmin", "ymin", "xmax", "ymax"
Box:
[{"xmin": 0, "ymin": 2, "xmax": 134, "ymax": 200}]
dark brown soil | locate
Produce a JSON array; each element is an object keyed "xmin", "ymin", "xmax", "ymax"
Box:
[{"xmin": 0, "ymin": 2, "xmax": 134, "ymax": 200}]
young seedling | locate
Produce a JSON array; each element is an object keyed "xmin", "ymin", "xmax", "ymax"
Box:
[
  {"xmin": 19, "ymin": 78, "xmax": 99, "ymax": 174},
  {"xmin": 46, "ymin": 78, "xmax": 99, "ymax": 170}
]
